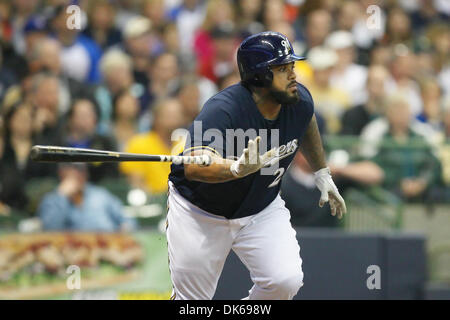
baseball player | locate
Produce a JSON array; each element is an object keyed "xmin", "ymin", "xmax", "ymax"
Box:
[{"xmin": 167, "ymin": 31, "xmax": 347, "ymax": 300}]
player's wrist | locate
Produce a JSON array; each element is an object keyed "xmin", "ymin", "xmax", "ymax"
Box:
[{"xmin": 313, "ymin": 167, "xmax": 331, "ymax": 178}]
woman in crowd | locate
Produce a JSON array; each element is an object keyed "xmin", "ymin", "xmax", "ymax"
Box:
[
  {"xmin": 0, "ymin": 101, "xmax": 55, "ymax": 212},
  {"xmin": 111, "ymin": 90, "xmax": 141, "ymax": 151}
]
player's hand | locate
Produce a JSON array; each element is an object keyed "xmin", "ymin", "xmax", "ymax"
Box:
[
  {"xmin": 314, "ymin": 167, "xmax": 347, "ymax": 219},
  {"xmin": 230, "ymin": 136, "xmax": 277, "ymax": 178}
]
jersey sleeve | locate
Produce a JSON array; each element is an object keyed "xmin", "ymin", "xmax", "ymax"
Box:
[{"xmin": 183, "ymin": 98, "xmax": 232, "ymax": 158}]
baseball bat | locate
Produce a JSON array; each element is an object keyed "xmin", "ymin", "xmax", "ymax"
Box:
[{"xmin": 30, "ymin": 145, "xmax": 212, "ymax": 166}]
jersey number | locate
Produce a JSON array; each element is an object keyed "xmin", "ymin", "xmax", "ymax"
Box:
[{"xmin": 268, "ymin": 168, "xmax": 285, "ymax": 188}]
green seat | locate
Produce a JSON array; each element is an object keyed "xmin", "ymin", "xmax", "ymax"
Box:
[{"xmin": 97, "ymin": 177, "xmax": 132, "ymax": 204}]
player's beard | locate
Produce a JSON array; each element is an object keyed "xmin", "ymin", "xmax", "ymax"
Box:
[{"xmin": 268, "ymin": 85, "xmax": 300, "ymax": 105}]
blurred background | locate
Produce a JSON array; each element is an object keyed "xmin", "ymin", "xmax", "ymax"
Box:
[{"xmin": 0, "ymin": 0, "xmax": 449, "ymax": 300}]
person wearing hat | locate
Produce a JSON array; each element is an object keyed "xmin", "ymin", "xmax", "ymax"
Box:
[
  {"xmin": 122, "ymin": 16, "xmax": 163, "ymax": 87},
  {"xmin": 325, "ymin": 30, "xmax": 368, "ymax": 107},
  {"xmin": 197, "ymin": 22, "xmax": 239, "ymax": 83},
  {"xmin": 23, "ymin": 15, "xmax": 48, "ymax": 59},
  {"xmin": 306, "ymin": 46, "xmax": 351, "ymax": 134},
  {"xmin": 49, "ymin": 5, "xmax": 102, "ymax": 84}
]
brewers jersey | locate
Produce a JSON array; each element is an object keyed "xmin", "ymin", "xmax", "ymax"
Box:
[{"xmin": 169, "ymin": 82, "xmax": 314, "ymax": 219}]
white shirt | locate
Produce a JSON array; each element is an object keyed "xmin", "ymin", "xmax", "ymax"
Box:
[
  {"xmin": 330, "ymin": 63, "xmax": 368, "ymax": 107},
  {"xmin": 60, "ymin": 42, "xmax": 91, "ymax": 82}
]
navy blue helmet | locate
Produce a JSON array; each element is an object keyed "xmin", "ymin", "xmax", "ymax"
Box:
[{"xmin": 237, "ymin": 31, "xmax": 305, "ymax": 87}]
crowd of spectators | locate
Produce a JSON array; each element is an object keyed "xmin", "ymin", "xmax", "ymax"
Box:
[{"xmin": 0, "ymin": 0, "xmax": 449, "ymax": 229}]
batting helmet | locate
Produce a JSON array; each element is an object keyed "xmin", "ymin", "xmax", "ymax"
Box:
[{"xmin": 237, "ymin": 31, "xmax": 305, "ymax": 87}]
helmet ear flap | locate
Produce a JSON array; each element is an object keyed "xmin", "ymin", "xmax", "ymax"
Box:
[
  {"xmin": 252, "ymin": 69, "xmax": 273, "ymax": 87},
  {"xmin": 264, "ymin": 69, "xmax": 273, "ymax": 87}
]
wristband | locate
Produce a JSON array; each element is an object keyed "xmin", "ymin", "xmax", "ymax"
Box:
[{"xmin": 314, "ymin": 167, "xmax": 331, "ymax": 177}]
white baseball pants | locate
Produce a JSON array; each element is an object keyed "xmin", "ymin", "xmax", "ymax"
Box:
[{"xmin": 166, "ymin": 182, "xmax": 304, "ymax": 300}]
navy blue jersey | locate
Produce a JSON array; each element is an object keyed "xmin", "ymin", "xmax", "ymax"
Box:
[{"xmin": 169, "ymin": 82, "xmax": 314, "ymax": 219}]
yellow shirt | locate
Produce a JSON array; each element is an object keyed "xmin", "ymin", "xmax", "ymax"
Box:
[
  {"xmin": 295, "ymin": 61, "xmax": 313, "ymax": 85},
  {"xmin": 307, "ymin": 84, "xmax": 351, "ymax": 134},
  {"xmin": 120, "ymin": 131, "xmax": 184, "ymax": 194}
]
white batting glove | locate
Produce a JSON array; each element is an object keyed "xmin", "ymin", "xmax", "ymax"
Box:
[
  {"xmin": 230, "ymin": 136, "xmax": 277, "ymax": 178},
  {"xmin": 314, "ymin": 167, "xmax": 347, "ymax": 219}
]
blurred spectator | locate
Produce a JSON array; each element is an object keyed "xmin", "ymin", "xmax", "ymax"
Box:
[
  {"xmin": 38, "ymin": 163, "xmax": 136, "ymax": 232},
  {"xmin": 1, "ymin": 19, "xmax": 29, "ymax": 83},
  {"xmin": 410, "ymin": 0, "xmax": 449, "ymax": 32},
  {"xmin": 113, "ymin": 0, "xmax": 140, "ymax": 31},
  {"xmin": 360, "ymin": 92, "xmax": 435, "ymax": 158},
  {"xmin": 175, "ymin": 73, "xmax": 217, "ymax": 127},
  {"xmin": 97, "ymin": 49, "xmax": 143, "ymax": 133},
  {"xmin": 176, "ymin": 75, "xmax": 201, "ymax": 126},
  {"xmin": 434, "ymin": 0, "xmax": 450, "ymax": 16},
  {"xmin": 426, "ymin": 24, "xmax": 450, "ymax": 96},
  {"xmin": 325, "ymin": 30, "xmax": 368, "ymax": 107},
  {"xmin": 430, "ymin": 97, "xmax": 450, "ymax": 202},
  {"xmin": 49, "ymin": 5, "xmax": 102, "ymax": 83},
  {"xmin": 444, "ymin": 97, "xmax": 450, "ymax": 141},
  {"xmin": 0, "ymin": 48, "xmax": 17, "ymax": 103},
  {"xmin": 337, "ymin": 0, "xmax": 373, "ymax": 50},
  {"xmin": 200, "ymin": 23, "xmax": 239, "ymax": 83},
  {"xmin": 27, "ymin": 37, "xmax": 96, "ymax": 115},
  {"xmin": 0, "ymin": 101, "xmax": 55, "ymax": 212},
  {"xmin": 340, "ymin": 65, "xmax": 390, "ymax": 135},
  {"xmin": 262, "ymin": 0, "xmax": 287, "ymax": 29},
  {"xmin": 296, "ymin": 9, "xmax": 332, "ymax": 56},
  {"xmin": 193, "ymin": 0, "xmax": 237, "ymax": 83},
  {"xmin": 10, "ymin": 0, "xmax": 40, "ymax": 56},
  {"xmin": 235, "ymin": 0, "xmax": 264, "ymax": 37},
  {"xmin": 27, "ymin": 37, "xmax": 61, "ymax": 75},
  {"xmin": 416, "ymin": 77, "xmax": 443, "ymax": 134},
  {"xmin": 0, "ymin": 0, "xmax": 12, "ymax": 42},
  {"xmin": 83, "ymin": 0, "xmax": 122, "ymax": 50},
  {"xmin": 305, "ymin": 46, "xmax": 351, "ymax": 134},
  {"xmin": 160, "ymin": 22, "xmax": 181, "ymax": 55},
  {"xmin": 31, "ymin": 73, "xmax": 64, "ymax": 146},
  {"xmin": 120, "ymin": 98, "xmax": 185, "ymax": 195},
  {"xmin": 168, "ymin": 0, "xmax": 206, "ymax": 57},
  {"xmin": 415, "ymin": 49, "xmax": 435, "ymax": 78},
  {"xmin": 120, "ymin": 16, "xmax": 163, "ymax": 87},
  {"xmin": 382, "ymin": 7, "xmax": 414, "ymax": 47},
  {"xmin": 22, "ymin": 15, "xmax": 48, "ymax": 61},
  {"xmin": 99, "ymin": 48, "xmax": 135, "ymax": 98},
  {"xmin": 281, "ymin": 150, "xmax": 384, "ymax": 227},
  {"xmin": 362, "ymin": 94, "xmax": 440, "ymax": 201},
  {"xmin": 146, "ymin": 52, "xmax": 180, "ymax": 103},
  {"xmin": 62, "ymin": 98, "xmax": 119, "ymax": 182},
  {"xmin": 142, "ymin": 0, "xmax": 168, "ymax": 31},
  {"xmin": 387, "ymin": 45, "xmax": 423, "ymax": 117},
  {"xmin": 329, "ymin": 159, "xmax": 385, "ymax": 189},
  {"xmin": 370, "ymin": 44, "xmax": 393, "ymax": 66},
  {"xmin": 111, "ymin": 91, "xmax": 140, "ymax": 151}
]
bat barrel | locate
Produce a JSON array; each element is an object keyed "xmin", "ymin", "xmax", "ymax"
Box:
[
  {"xmin": 30, "ymin": 145, "xmax": 211, "ymax": 165},
  {"xmin": 30, "ymin": 145, "xmax": 157, "ymax": 162}
]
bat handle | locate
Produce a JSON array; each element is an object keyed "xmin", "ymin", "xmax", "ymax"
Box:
[{"xmin": 169, "ymin": 154, "xmax": 212, "ymax": 166}]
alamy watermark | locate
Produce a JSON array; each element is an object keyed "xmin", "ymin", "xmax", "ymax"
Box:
[
  {"xmin": 366, "ymin": 265, "xmax": 381, "ymax": 290},
  {"xmin": 171, "ymin": 122, "xmax": 299, "ymax": 177},
  {"xmin": 66, "ymin": 265, "xmax": 81, "ymax": 290},
  {"xmin": 66, "ymin": 5, "xmax": 81, "ymax": 30},
  {"xmin": 366, "ymin": 5, "xmax": 382, "ymax": 30}
]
